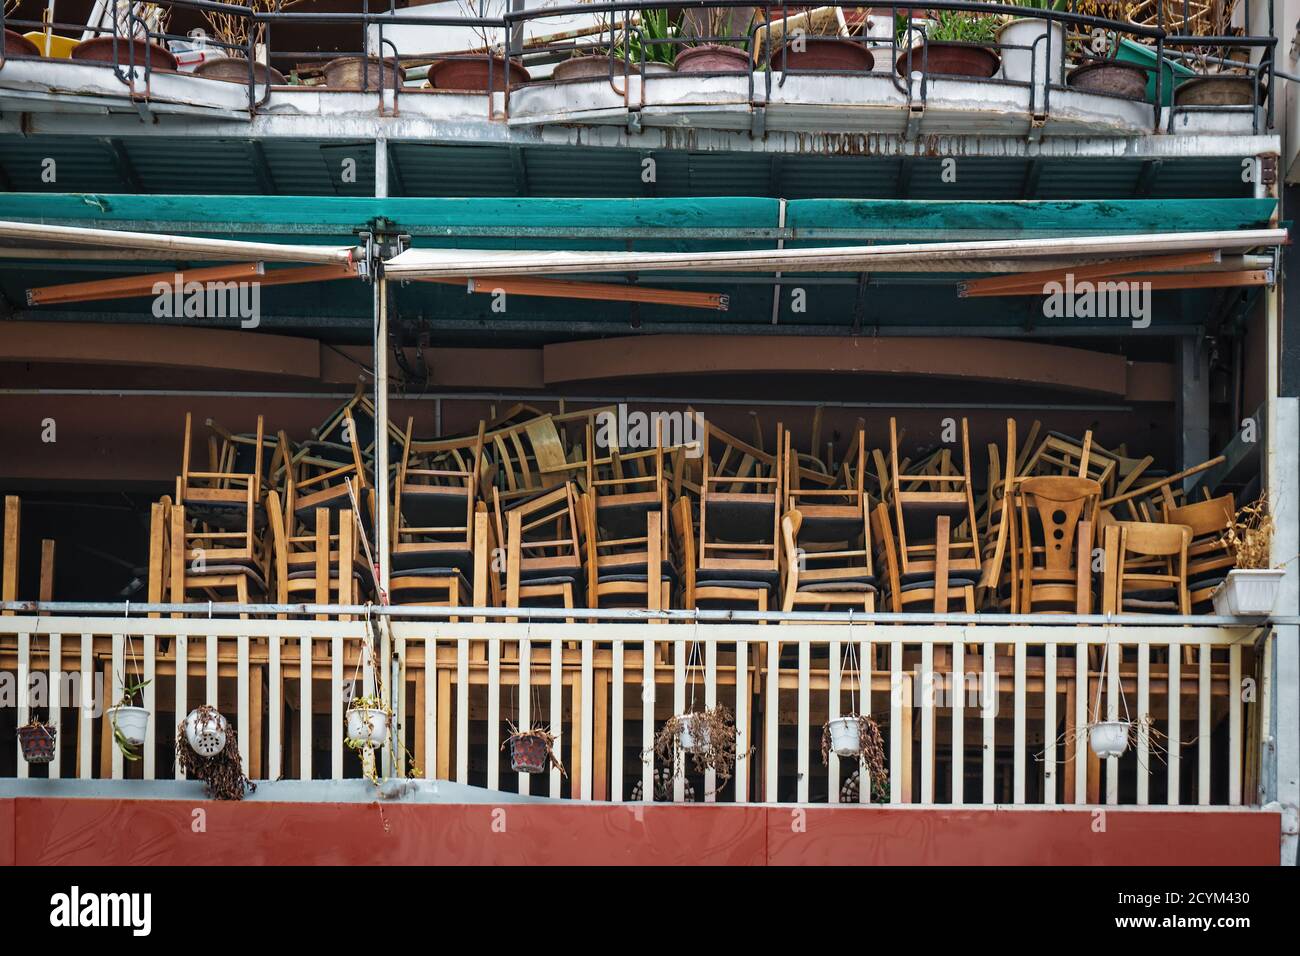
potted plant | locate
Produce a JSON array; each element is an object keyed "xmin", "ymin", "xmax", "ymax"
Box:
[
  {"xmin": 1066, "ymin": 55, "xmax": 1148, "ymax": 99},
  {"xmin": 345, "ymin": 693, "xmax": 391, "ymax": 748},
  {"xmin": 998, "ymin": 0, "xmax": 1065, "ymax": 87},
  {"xmin": 1088, "ymin": 718, "xmax": 1131, "ymax": 757},
  {"xmin": 1212, "ymin": 496, "xmax": 1284, "ymax": 615},
  {"xmin": 650, "ymin": 705, "xmax": 743, "ymax": 790},
  {"xmin": 426, "ymin": 0, "xmax": 530, "ymax": 91},
  {"xmin": 72, "ymin": 2, "xmax": 178, "ymax": 72},
  {"xmin": 761, "ymin": 6, "xmax": 874, "ymax": 73},
  {"xmin": 4, "ymin": 0, "xmax": 40, "ymax": 56},
  {"xmin": 552, "ymin": 5, "xmax": 677, "ymax": 81},
  {"xmin": 823, "ymin": 712, "xmax": 887, "ymax": 789},
  {"xmin": 196, "ymin": 0, "xmax": 290, "ymax": 84},
  {"xmin": 674, "ymin": 9, "xmax": 753, "ymax": 74},
  {"xmin": 175, "ymin": 705, "xmax": 255, "ymax": 800},
  {"xmin": 18, "ymin": 716, "xmax": 57, "ymax": 764},
  {"xmin": 106, "ymin": 677, "xmax": 151, "ymax": 761},
  {"xmin": 183, "ymin": 705, "xmax": 228, "ymax": 757},
  {"xmin": 895, "ymin": 9, "xmax": 1000, "ymax": 79},
  {"xmin": 503, "ymin": 722, "xmax": 566, "ymax": 775}
]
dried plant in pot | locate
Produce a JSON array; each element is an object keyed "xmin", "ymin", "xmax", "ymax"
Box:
[
  {"xmin": 650, "ymin": 705, "xmax": 743, "ymax": 791},
  {"xmin": 427, "ymin": 0, "xmax": 529, "ymax": 91},
  {"xmin": 18, "ymin": 716, "xmax": 57, "ymax": 764},
  {"xmin": 72, "ymin": 3, "xmax": 178, "ymax": 72},
  {"xmin": 895, "ymin": 9, "xmax": 1000, "ymax": 79},
  {"xmin": 503, "ymin": 722, "xmax": 566, "ymax": 775},
  {"xmin": 196, "ymin": 0, "xmax": 293, "ymax": 85},
  {"xmin": 822, "ymin": 713, "xmax": 888, "ymax": 798},
  {"xmin": 176, "ymin": 705, "xmax": 255, "ymax": 800},
  {"xmin": 1213, "ymin": 496, "xmax": 1283, "ymax": 616}
]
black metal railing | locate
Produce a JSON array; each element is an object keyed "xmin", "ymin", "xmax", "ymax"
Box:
[{"xmin": 1, "ymin": 1, "xmax": 1278, "ymax": 132}]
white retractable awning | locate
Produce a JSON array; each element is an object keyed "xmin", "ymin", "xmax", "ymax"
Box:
[
  {"xmin": 382, "ymin": 229, "xmax": 1287, "ymax": 278},
  {"xmin": 0, "ymin": 219, "xmax": 359, "ymax": 265}
]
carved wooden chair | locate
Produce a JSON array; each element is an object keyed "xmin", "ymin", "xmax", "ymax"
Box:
[{"xmin": 1012, "ymin": 475, "xmax": 1101, "ymax": 614}]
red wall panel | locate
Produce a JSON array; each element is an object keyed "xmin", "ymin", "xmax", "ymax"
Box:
[{"xmin": 6, "ymin": 799, "xmax": 1279, "ymax": 866}]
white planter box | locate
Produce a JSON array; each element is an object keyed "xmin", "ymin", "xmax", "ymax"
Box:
[{"xmin": 1211, "ymin": 569, "xmax": 1285, "ymax": 616}]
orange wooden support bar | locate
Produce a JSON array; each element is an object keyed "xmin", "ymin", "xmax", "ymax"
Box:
[
  {"xmin": 420, "ymin": 275, "xmax": 729, "ymax": 311},
  {"xmin": 27, "ymin": 262, "xmax": 266, "ymax": 306},
  {"xmin": 957, "ymin": 251, "xmax": 1220, "ymax": 297},
  {"xmin": 962, "ymin": 269, "xmax": 1270, "ymax": 298}
]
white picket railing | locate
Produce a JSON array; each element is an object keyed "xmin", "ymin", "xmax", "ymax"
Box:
[{"xmin": 0, "ymin": 613, "xmax": 1259, "ymax": 807}]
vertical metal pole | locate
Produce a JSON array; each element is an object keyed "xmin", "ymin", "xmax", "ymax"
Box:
[{"xmin": 374, "ymin": 276, "xmax": 392, "ymax": 597}]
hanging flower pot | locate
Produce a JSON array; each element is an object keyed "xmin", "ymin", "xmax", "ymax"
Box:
[
  {"xmin": 1088, "ymin": 720, "xmax": 1131, "ymax": 758},
  {"xmin": 107, "ymin": 705, "xmax": 150, "ymax": 747},
  {"xmin": 184, "ymin": 706, "xmax": 229, "ymax": 757},
  {"xmin": 826, "ymin": 716, "xmax": 862, "ymax": 757},
  {"xmin": 503, "ymin": 723, "xmax": 565, "ymax": 775},
  {"xmin": 18, "ymin": 721, "xmax": 56, "ymax": 764},
  {"xmin": 675, "ymin": 712, "xmax": 710, "ymax": 753},
  {"xmin": 345, "ymin": 701, "xmax": 390, "ymax": 747}
]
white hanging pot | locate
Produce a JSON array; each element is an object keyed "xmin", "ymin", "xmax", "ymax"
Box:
[
  {"xmin": 828, "ymin": 716, "xmax": 861, "ymax": 757},
  {"xmin": 1211, "ymin": 569, "xmax": 1284, "ymax": 616},
  {"xmin": 1089, "ymin": 720, "xmax": 1131, "ymax": 758},
  {"xmin": 346, "ymin": 706, "xmax": 390, "ymax": 746},
  {"xmin": 676, "ymin": 714, "xmax": 709, "ymax": 753},
  {"xmin": 107, "ymin": 705, "xmax": 150, "ymax": 747},
  {"xmin": 184, "ymin": 707, "xmax": 229, "ymax": 757}
]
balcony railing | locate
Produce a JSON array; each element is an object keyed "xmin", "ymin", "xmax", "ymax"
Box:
[
  {"xmin": 1, "ymin": 602, "xmax": 1262, "ymax": 807},
  {"xmin": 0, "ymin": 1, "xmax": 1277, "ymax": 133}
]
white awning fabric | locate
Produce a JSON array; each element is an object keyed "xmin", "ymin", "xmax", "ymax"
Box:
[
  {"xmin": 382, "ymin": 229, "xmax": 1287, "ymax": 279},
  {"xmin": 0, "ymin": 219, "xmax": 359, "ymax": 265}
]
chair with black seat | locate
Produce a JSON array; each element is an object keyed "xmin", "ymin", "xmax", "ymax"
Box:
[
  {"xmin": 673, "ymin": 496, "xmax": 773, "ymax": 612},
  {"xmin": 1161, "ymin": 493, "xmax": 1236, "ymax": 611},
  {"xmin": 888, "ymin": 417, "xmax": 982, "ymax": 603},
  {"xmin": 780, "ymin": 510, "xmax": 875, "ymax": 614},
  {"xmin": 694, "ymin": 420, "xmax": 785, "ymax": 603},
  {"xmin": 286, "ymin": 410, "xmax": 369, "ymax": 532},
  {"xmin": 172, "ymin": 413, "xmax": 270, "ymax": 607},
  {"xmin": 493, "ymin": 483, "xmax": 585, "ymax": 614},
  {"xmin": 388, "ymin": 417, "xmax": 485, "ymax": 607},
  {"xmin": 581, "ymin": 424, "xmax": 673, "ymax": 609},
  {"xmin": 1102, "ymin": 520, "xmax": 1192, "ymax": 616},
  {"xmin": 871, "ymin": 501, "xmax": 976, "ymax": 614}
]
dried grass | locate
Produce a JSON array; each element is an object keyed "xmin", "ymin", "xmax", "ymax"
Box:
[
  {"xmin": 650, "ymin": 705, "xmax": 746, "ymax": 792},
  {"xmin": 821, "ymin": 713, "xmax": 888, "ymax": 799},
  {"xmin": 204, "ymin": 0, "xmax": 301, "ymax": 55},
  {"xmin": 1221, "ymin": 495, "xmax": 1273, "ymax": 570}
]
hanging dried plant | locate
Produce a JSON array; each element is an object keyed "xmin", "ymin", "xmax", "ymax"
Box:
[
  {"xmin": 1220, "ymin": 495, "xmax": 1273, "ymax": 570},
  {"xmin": 503, "ymin": 721, "xmax": 566, "ymax": 776},
  {"xmin": 649, "ymin": 705, "xmax": 745, "ymax": 792},
  {"xmin": 203, "ymin": 0, "xmax": 302, "ymax": 57},
  {"xmin": 175, "ymin": 705, "xmax": 256, "ymax": 801},
  {"xmin": 821, "ymin": 713, "xmax": 888, "ymax": 795}
]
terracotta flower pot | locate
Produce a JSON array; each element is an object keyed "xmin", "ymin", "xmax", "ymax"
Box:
[
  {"xmin": 771, "ymin": 37, "xmax": 874, "ymax": 72},
  {"xmin": 322, "ymin": 56, "xmax": 405, "ymax": 91},
  {"xmin": 896, "ymin": 42, "xmax": 999, "ymax": 79},
  {"xmin": 1174, "ymin": 75, "xmax": 1263, "ymax": 107},
  {"xmin": 426, "ymin": 53, "xmax": 529, "ymax": 92},
  {"xmin": 508, "ymin": 733, "xmax": 550, "ymax": 773},
  {"xmin": 1066, "ymin": 60, "xmax": 1148, "ymax": 100},
  {"xmin": 72, "ymin": 36, "xmax": 177, "ymax": 72},
  {"xmin": 674, "ymin": 44, "xmax": 751, "ymax": 74},
  {"xmin": 4, "ymin": 28, "xmax": 40, "ymax": 57},
  {"xmin": 195, "ymin": 57, "xmax": 285, "ymax": 85},
  {"xmin": 551, "ymin": 54, "xmax": 674, "ymax": 81}
]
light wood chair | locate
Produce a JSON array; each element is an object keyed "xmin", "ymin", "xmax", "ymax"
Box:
[
  {"xmin": 1102, "ymin": 520, "xmax": 1192, "ymax": 616},
  {"xmin": 977, "ymin": 419, "xmax": 1018, "ymax": 611},
  {"xmin": 888, "ymin": 417, "xmax": 982, "ymax": 588},
  {"xmin": 871, "ymin": 501, "xmax": 975, "ymax": 614},
  {"xmin": 673, "ymin": 495, "xmax": 771, "ymax": 612},
  {"xmin": 492, "ymin": 483, "xmax": 584, "ymax": 612},
  {"xmin": 1012, "ymin": 475, "xmax": 1101, "ymax": 614},
  {"xmin": 780, "ymin": 510, "xmax": 875, "ymax": 614},
  {"xmin": 1162, "ymin": 493, "xmax": 1236, "ymax": 610}
]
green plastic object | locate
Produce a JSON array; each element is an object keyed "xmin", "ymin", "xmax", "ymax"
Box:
[{"xmin": 1113, "ymin": 36, "xmax": 1196, "ymax": 106}]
